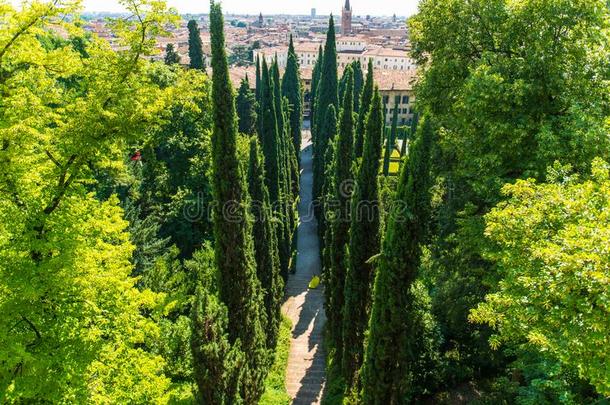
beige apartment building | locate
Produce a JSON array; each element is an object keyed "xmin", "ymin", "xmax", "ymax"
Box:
[{"xmin": 252, "ymin": 37, "xmax": 416, "ymax": 72}]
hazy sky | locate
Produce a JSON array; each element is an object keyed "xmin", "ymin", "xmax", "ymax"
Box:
[{"xmin": 11, "ymin": 0, "xmax": 420, "ymax": 17}]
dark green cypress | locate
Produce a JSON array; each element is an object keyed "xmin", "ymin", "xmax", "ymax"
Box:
[
  {"xmin": 283, "ymin": 97, "xmax": 300, "ymax": 200},
  {"xmin": 341, "ymin": 89, "xmax": 384, "ymax": 386},
  {"xmin": 164, "ymin": 43, "xmax": 181, "ymax": 65},
  {"xmin": 361, "ymin": 116, "xmax": 440, "ymax": 404},
  {"xmin": 383, "ymin": 96, "xmax": 399, "ymax": 176},
  {"xmin": 272, "ymin": 60, "xmax": 286, "ymax": 143},
  {"xmin": 310, "ymin": 45, "xmax": 323, "ymax": 140},
  {"xmin": 190, "ymin": 247, "xmax": 243, "ymax": 403},
  {"xmin": 259, "ymin": 59, "xmax": 281, "ymax": 207},
  {"xmin": 351, "ymin": 60, "xmax": 364, "ymax": 114},
  {"xmin": 402, "ymin": 112, "xmax": 418, "ymax": 157},
  {"xmin": 248, "ymin": 137, "xmax": 283, "ymax": 349},
  {"xmin": 255, "ymin": 55, "xmax": 262, "ymax": 103},
  {"xmin": 188, "ymin": 19, "xmax": 205, "ymax": 70},
  {"xmin": 282, "ymin": 34, "xmax": 303, "ymax": 160},
  {"xmin": 191, "ymin": 285, "xmax": 243, "ymax": 404},
  {"xmin": 208, "ymin": 3, "xmax": 268, "ymax": 402},
  {"xmin": 338, "ymin": 70, "xmax": 348, "ymax": 108},
  {"xmin": 320, "ymin": 106, "xmax": 338, "ymax": 276},
  {"xmin": 255, "ymin": 57, "xmax": 262, "ymax": 137},
  {"xmin": 312, "ymin": 15, "xmax": 339, "ymax": 207},
  {"xmin": 236, "ymin": 77, "xmax": 257, "ymax": 135},
  {"xmin": 354, "ymin": 59, "xmax": 374, "ymax": 159},
  {"xmin": 326, "ymin": 67, "xmax": 354, "ymax": 363},
  {"xmin": 272, "ymin": 60, "xmax": 292, "ymax": 274}
]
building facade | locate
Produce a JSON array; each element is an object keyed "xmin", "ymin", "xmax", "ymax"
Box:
[{"xmin": 253, "ymin": 41, "xmax": 416, "ymax": 72}]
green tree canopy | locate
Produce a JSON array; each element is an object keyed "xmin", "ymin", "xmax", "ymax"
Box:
[
  {"xmin": 0, "ymin": 0, "xmax": 180, "ymax": 401},
  {"xmin": 470, "ymin": 158, "xmax": 610, "ymax": 397}
]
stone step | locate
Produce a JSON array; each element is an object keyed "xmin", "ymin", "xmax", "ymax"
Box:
[{"xmin": 283, "ymin": 138, "xmax": 326, "ymax": 404}]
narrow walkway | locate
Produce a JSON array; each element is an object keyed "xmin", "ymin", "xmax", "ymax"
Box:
[{"xmin": 282, "ymin": 130, "xmax": 326, "ymax": 404}]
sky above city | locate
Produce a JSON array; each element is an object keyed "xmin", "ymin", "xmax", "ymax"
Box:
[{"xmin": 10, "ymin": 0, "xmax": 420, "ymax": 17}]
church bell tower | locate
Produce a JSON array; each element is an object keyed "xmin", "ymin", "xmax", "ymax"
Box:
[{"xmin": 341, "ymin": 0, "xmax": 352, "ymax": 35}]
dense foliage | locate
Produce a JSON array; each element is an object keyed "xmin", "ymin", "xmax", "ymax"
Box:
[
  {"xmin": 2, "ymin": 0, "xmax": 608, "ymax": 403},
  {"xmin": 0, "ymin": 0, "xmax": 183, "ymax": 402},
  {"xmin": 341, "ymin": 89, "xmax": 384, "ymax": 388},
  {"xmin": 470, "ymin": 159, "xmax": 610, "ymax": 397},
  {"xmin": 317, "ymin": 1, "xmax": 609, "ymax": 403},
  {"xmin": 325, "ymin": 67, "xmax": 355, "ymax": 364}
]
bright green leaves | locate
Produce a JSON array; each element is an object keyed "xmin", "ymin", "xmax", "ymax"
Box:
[
  {"xmin": 0, "ymin": 1, "xmax": 184, "ymax": 402},
  {"xmin": 471, "ymin": 159, "xmax": 610, "ymax": 395},
  {"xmin": 0, "ymin": 195, "xmax": 169, "ymax": 402}
]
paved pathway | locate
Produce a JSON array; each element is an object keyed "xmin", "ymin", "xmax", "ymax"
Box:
[{"xmin": 282, "ymin": 130, "xmax": 326, "ymax": 404}]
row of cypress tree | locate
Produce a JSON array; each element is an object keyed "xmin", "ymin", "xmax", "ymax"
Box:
[
  {"xmin": 189, "ymin": 3, "xmax": 301, "ymax": 403},
  {"xmin": 312, "ymin": 16, "xmax": 440, "ymax": 403}
]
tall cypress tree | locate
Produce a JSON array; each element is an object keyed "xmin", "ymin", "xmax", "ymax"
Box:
[
  {"xmin": 259, "ymin": 59, "xmax": 281, "ymax": 207},
  {"xmin": 272, "ymin": 60, "xmax": 293, "ymax": 279},
  {"xmin": 248, "ymin": 137, "xmax": 283, "ymax": 349},
  {"xmin": 313, "ymin": 15, "xmax": 339, "ymax": 207},
  {"xmin": 361, "ymin": 116, "xmax": 441, "ymax": 404},
  {"xmin": 402, "ymin": 112, "xmax": 418, "ymax": 157},
  {"xmin": 310, "ymin": 45, "xmax": 323, "ymax": 141},
  {"xmin": 351, "ymin": 60, "xmax": 364, "ymax": 114},
  {"xmin": 383, "ymin": 96, "xmax": 399, "ymax": 176},
  {"xmin": 339, "ymin": 70, "xmax": 348, "ymax": 108},
  {"xmin": 208, "ymin": 3, "xmax": 268, "ymax": 402},
  {"xmin": 282, "ymin": 34, "xmax": 303, "ymax": 161},
  {"xmin": 164, "ymin": 43, "xmax": 181, "ymax": 65},
  {"xmin": 342, "ymin": 89, "xmax": 384, "ymax": 386},
  {"xmin": 190, "ymin": 248, "xmax": 243, "ymax": 404},
  {"xmin": 255, "ymin": 55, "xmax": 261, "ymax": 103},
  {"xmin": 326, "ymin": 67, "xmax": 355, "ymax": 363},
  {"xmin": 273, "ymin": 60, "xmax": 295, "ymax": 202},
  {"xmin": 321, "ymin": 106, "xmax": 338, "ymax": 278},
  {"xmin": 191, "ymin": 285, "xmax": 243, "ymax": 404},
  {"xmin": 236, "ymin": 77, "xmax": 257, "ymax": 135},
  {"xmin": 354, "ymin": 59, "xmax": 374, "ymax": 159},
  {"xmin": 260, "ymin": 60, "xmax": 290, "ymax": 281},
  {"xmin": 284, "ymin": 97, "xmax": 300, "ymax": 200},
  {"xmin": 188, "ymin": 19, "xmax": 205, "ymax": 70}
]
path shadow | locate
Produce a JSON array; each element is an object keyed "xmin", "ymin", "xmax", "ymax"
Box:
[{"xmin": 293, "ymin": 338, "xmax": 327, "ymax": 405}]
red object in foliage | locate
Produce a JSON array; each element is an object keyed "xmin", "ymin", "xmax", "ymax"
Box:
[{"xmin": 131, "ymin": 150, "xmax": 142, "ymax": 161}]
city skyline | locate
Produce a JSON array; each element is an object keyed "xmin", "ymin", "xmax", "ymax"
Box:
[{"xmin": 9, "ymin": 0, "xmax": 420, "ymax": 17}]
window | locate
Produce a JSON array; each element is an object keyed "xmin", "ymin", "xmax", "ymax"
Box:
[
  {"xmin": 402, "ymin": 108, "xmax": 408, "ymax": 114},
  {"xmin": 402, "ymin": 95, "xmax": 409, "ymax": 104},
  {"xmin": 383, "ymin": 96, "xmax": 389, "ymax": 104}
]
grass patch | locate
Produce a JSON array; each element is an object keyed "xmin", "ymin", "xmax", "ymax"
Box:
[{"xmin": 260, "ymin": 316, "xmax": 292, "ymax": 405}]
